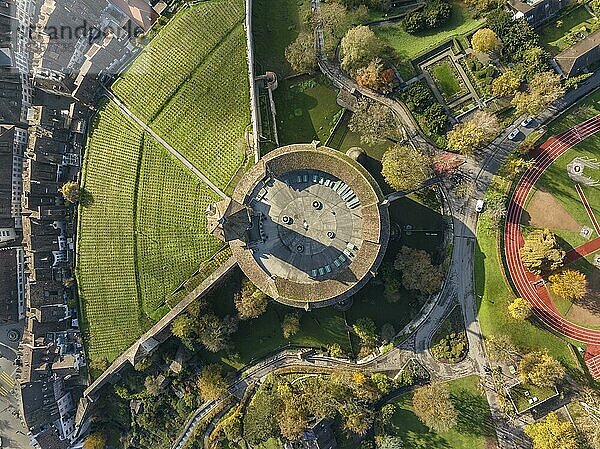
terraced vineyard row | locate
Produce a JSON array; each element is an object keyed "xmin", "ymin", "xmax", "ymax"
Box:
[
  {"xmin": 77, "ymin": 102, "xmax": 145, "ymax": 362},
  {"xmin": 136, "ymin": 138, "xmax": 224, "ymax": 320}
]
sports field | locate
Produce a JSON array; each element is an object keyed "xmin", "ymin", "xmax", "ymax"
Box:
[{"xmin": 78, "ymin": 0, "xmax": 249, "ymax": 365}]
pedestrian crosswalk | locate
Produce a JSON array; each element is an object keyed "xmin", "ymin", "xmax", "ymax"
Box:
[
  {"xmin": 0, "ymin": 371, "xmax": 15, "ymax": 387},
  {"xmin": 0, "ymin": 371, "xmax": 15, "ymax": 395}
]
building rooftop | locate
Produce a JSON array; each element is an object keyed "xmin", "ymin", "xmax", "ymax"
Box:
[
  {"xmin": 216, "ymin": 144, "xmax": 389, "ymax": 308},
  {"xmin": 555, "ymin": 29, "xmax": 600, "ymax": 76}
]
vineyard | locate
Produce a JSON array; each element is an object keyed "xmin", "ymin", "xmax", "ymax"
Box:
[
  {"xmin": 78, "ymin": 0, "xmax": 252, "ymax": 366},
  {"xmin": 113, "ymin": 0, "xmax": 250, "ymax": 189},
  {"xmin": 136, "ymin": 138, "xmax": 224, "ymax": 320},
  {"xmin": 77, "ymin": 102, "xmax": 145, "ymax": 362}
]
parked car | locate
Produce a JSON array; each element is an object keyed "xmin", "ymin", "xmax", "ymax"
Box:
[
  {"xmin": 476, "ymin": 199, "xmax": 485, "ymax": 213},
  {"xmin": 521, "ymin": 117, "xmax": 533, "ymax": 127},
  {"xmin": 508, "ymin": 128, "xmax": 520, "ymax": 140}
]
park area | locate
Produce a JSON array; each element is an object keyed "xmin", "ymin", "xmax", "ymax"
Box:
[
  {"xmin": 78, "ymin": 0, "xmax": 250, "ymax": 367},
  {"xmin": 520, "ymin": 91, "xmax": 600, "ymax": 328},
  {"xmin": 382, "ymin": 376, "xmax": 495, "ymax": 449}
]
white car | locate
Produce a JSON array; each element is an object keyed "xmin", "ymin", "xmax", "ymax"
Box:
[
  {"xmin": 521, "ymin": 117, "xmax": 533, "ymax": 127},
  {"xmin": 508, "ymin": 128, "xmax": 520, "ymax": 140},
  {"xmin": 475, "ymin": 199, "xmax": 485, "ymax": 213}
]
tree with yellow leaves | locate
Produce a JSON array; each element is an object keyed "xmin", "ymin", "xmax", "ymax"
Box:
[
  {"xmin": 525, "ymin": 412, "xmax": 578, "ymax": 449},
  {"xmin": 508, "ymin": 297, "xmax": 532, "ymax": 320},
  {"xmin": 518, "ymin": 350, "xmax": 565, "ymax": 387},
  {"xmin": 446, "ymin": 110, "xmax": 500, "ymax": 155},
  {"xmin": 471, "ymin": 28, "xmax": 499, "ymax": 53},
  {"xmin": 491, "ymin": 69, "xmax": 521, "ymax": 97},
  {"xmin": 549, "ymin": 269, "xmax": 587, "ymax": 301},
  {"xmin": 513, "ymin": 71, "xmax": 565, "ymax": 116}
]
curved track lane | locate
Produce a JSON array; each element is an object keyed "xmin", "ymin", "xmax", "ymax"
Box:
[{"xmin": 503, "ymin": 115, "xmax": 600, "ymax": 377}]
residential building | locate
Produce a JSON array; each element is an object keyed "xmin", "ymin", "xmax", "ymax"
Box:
[
  {"xmin": 507, "ymin": 0, "xmax": 569, "ymax": 28},
  {"xmin": 555, "ymin": 29, "xmax": 600, "ymax": 77}
]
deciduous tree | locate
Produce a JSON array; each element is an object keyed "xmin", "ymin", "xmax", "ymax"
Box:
[
  {"xmin": 377, "ymin": 435, "xmax": 404, "ymax": 449},
  {"xmin": 340, "ymin": 26, "xmax": 383, "ymax": 73},
  {"xmin": 197, "ymin": 364, "xmax": 229, "ymax": 401},
  {"xmin": 349, "ymin": 99, "xmax": 400, "ymax": 144},
  {"xmin": 197, "ymin": 313, "xmax": 238, "ymax": 352},
  {"xmin": 525, "ymin": 412, "xmax": 578, "ymax": 449},
  {"xmin": 171, "ymin": 314, "xmax": 196, "ymax": 349},
  {"xmin": 446, "ymin": 110, "xmax": 500, "ymax": 155},
  {"xmin": 343, "ymin": 404, "xmax": 374, "ymax": 435},
  {"xmin": 235, "ymin": 279, "xmax": 268, "ymax": 320},
  {"xmin": 486, "ymin": 334, "xmax": 519, "ymax": 361},
  {"xmin": 412, "ymin": 383, "xmax": 457, "ymax": 432},
  {"xmin": 549, "ymin": 269, "xmax": 587, "ymax": 301},
  {"xmin": 518, "ymin": 351, "xmax": 565, "ymax": 387},
  {"xmin": 518, "ymin": 46, "xmax": 550, "ymax": 80},
  {"xmin": 520, "ymin": 228, "xmax": 565, "ymax": 274},
  {"xmin": 491, "ymin": 69, "xmax": 521, "ymax": 97},
  {"xmin": 84, "ymin": 432, "xmax": 107, "ymax": 449},
  {"xmin": 394, "ymin": 246, "xmax": 443, "ymax": 294},
  {"xmin": 61, "ymin": 181, "xmax": 80, "ymax": 203},
  {"xmin": 381, "ymin": 145, "xmax": 433, "ymax": 191},
  {"xmin": 353, "ymin": 317, "xmax": 378, "ymax": 349},
  {"xmin": 471, "ymin": 28, "xmax": 499, "ymax": 53},
  {"xmin": 356, "ymin": 58, "xmax": 394, "ymax": 93},
  {"xmin": 285, "ymin": 32, "xmax": 317, "ymax": 73},
  {"xmin": 281, "ymin": 313, "xmax": 300, "ymax": 338},
  {"xmin": 513, "ymin": 72, "xmax": 565, "ymax": 116},
  {"xmin": 508, "ymin": 297, "xmax": 532, "ymax": 320}
]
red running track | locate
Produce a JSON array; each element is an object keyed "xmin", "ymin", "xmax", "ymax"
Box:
[{"xmin": 503, "ymin": 115, "xmax": 600, "ymax": 378}]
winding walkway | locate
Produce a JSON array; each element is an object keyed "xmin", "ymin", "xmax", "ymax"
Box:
[{"xmin": 503, "ymin": 115, "xmax": 600, "ymax": 378}]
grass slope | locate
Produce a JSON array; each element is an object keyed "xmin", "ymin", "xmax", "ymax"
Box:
[
  {"xmin": 538, "ymin": 6, "xmax": 595, "ymax": 55},
  {"xmin": 475, "ymin": 217, "xmax": 580, "ymax": 373},
  {"xmin": 374, "ymin": 1, "xmax": 482, "ymax": 64}
]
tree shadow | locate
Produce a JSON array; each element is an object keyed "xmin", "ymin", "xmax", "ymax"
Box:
[
  {"xmin": 451, "ymin": 390, "xmax": 496, "ymax": 437},
  {"xmin": 79, "ymin": 187, "xmax": 94, "ymax": 207}
]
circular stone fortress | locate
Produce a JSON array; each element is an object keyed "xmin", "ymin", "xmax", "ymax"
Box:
[{"xmin": 207, "ymin": 144, "xmax": 390, "ymax": 309}]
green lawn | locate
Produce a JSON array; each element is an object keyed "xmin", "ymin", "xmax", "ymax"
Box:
[
  {"xmin": 274, "ymin": 77, "xmax": 342, "ymax": 146},
  {"xmin": 252, "ymin": 0, "xmax": 311, "ymax": 77},
  {"xmin": 474, "ymin": 216, "xmax": 581, "ymax": 374},
  {"xmin": 113, "ymin": 0, "xmax": 250, "ymax": 189},
  {"xmin": 538, "ymin": 6, "xmax": 597, "ymax": 55},
  {"xmin": 507, "ymin": 382, "xmax": 557, "ymax": 414},
  {"xmin": 429, "ymin": 60, "xmax": 464, "ymax": 100},
  {"xmin": 374, "ymin": 1, "xmax": 482, "ymax": 69},
  {"xmin": 384, "ymin": 376, "xmax": 495, "ymax": 449}
]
